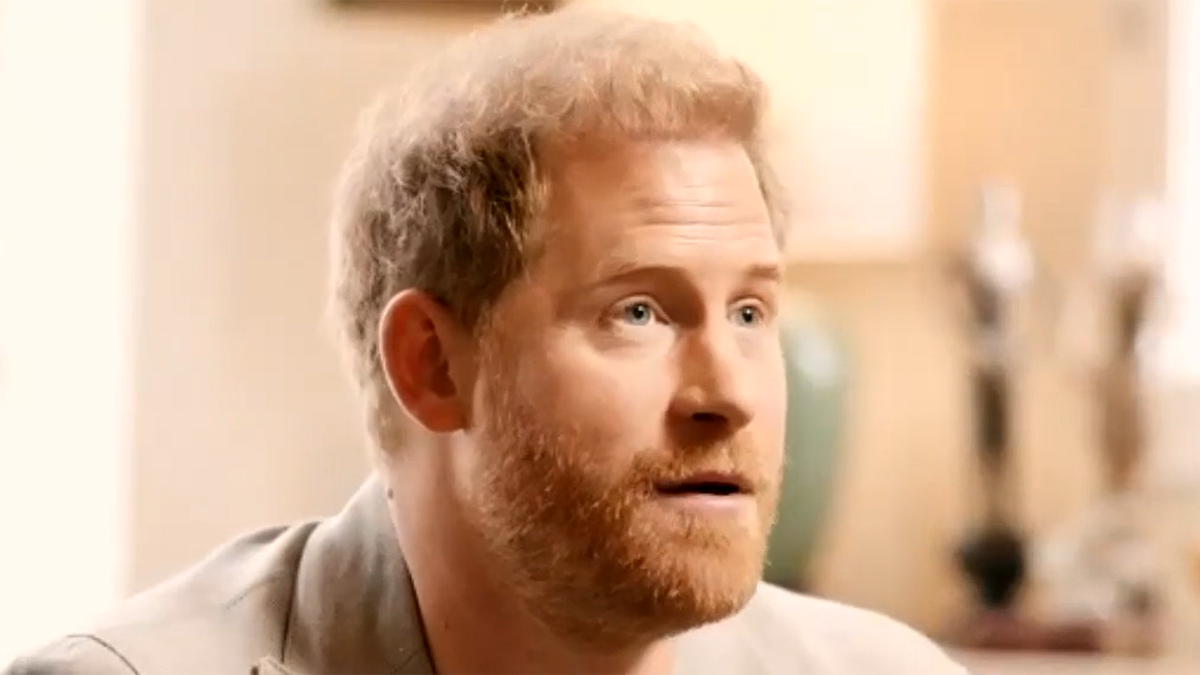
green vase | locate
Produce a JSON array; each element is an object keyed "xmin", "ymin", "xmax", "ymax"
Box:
[{"xmin": 763, "ymin": 315, "xmax": 850, "ymax": 590}]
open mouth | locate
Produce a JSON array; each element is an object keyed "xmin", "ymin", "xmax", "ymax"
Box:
[{"xmin": 655, "ymin": 472, "xmax": 751, "ymax": 497}]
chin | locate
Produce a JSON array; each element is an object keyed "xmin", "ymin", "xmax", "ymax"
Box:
[
  {"xmin": 528, "ymin": 526, "xmax": 765, "ymax": 648},
  {"xmin": 632, "ymin": 532, "xmax": 766, "ymax": 632}
]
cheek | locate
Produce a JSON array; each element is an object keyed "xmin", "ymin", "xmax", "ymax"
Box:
[{"xmin": 517, "ymin": 334, "xmax": 672, "ymax": 445}]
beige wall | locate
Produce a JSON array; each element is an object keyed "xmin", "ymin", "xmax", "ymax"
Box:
[
  {"xmin": 0, "ymin": 0, "xmax": 140, "ymax": 659},
  {"xmin": 927, "ymin": 0, "xmax": 1168, "ymax": 266},
  {"xmin": 575, "ymin": 0, "xmax": 930, "ymax": 261},
  {"xmin": 1164, "ymin": 0, "xmax": 1200, "ymax": 385},
  {"xmin": 1, "ymin": 2, "xmax": 496, "ymax": 656},
  {"xmin": 130, "ymin": 0, "xmax": 498, "ymax": 590}
]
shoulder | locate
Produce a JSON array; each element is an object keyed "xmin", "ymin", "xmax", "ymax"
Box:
[
  {"xmin": 681, "ymin": 584, "xmax": 968, "ymax": 674},
  {"xmin": 3, "ymin": 636, "xmax": 134, "ymax": 675},
  {"xmin": 753, "ymin": 583, "xmax": 966, "ymax": 672},
  {"xmin": 3, "ymin": 522, "xmax": 319, "ymax": 675}
]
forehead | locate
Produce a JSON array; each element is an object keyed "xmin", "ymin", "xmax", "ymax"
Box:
[{"xmin": 538, "ymin": 138, "xmax": 780, "ymax": 279}]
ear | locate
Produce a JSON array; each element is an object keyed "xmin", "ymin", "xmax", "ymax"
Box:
[{"xmin": 377, "ymin": 290, "xmax": 472, "ymax": 433}]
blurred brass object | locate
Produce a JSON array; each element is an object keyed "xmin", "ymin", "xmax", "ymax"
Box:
[
  {"xmin": 1095, "ymin": 213, "xmax": 1162, "ymax": 474},
  {"xmin": 1098, "ymin": 259, "xmax": 1156, "ymax": 494},
  {"xmin": 1098, "ymin": 360, "xmax": 1144, "ymax": 492}
]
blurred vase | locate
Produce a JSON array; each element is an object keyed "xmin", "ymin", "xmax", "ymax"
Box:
[{"xmin": 764, "ymin": 310, "xmax": 850, "ymax": 590}]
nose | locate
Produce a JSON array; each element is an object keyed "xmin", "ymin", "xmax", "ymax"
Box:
[{"xmin": 668, "ymin": 330, "xmax": 755, "ymax": 438}]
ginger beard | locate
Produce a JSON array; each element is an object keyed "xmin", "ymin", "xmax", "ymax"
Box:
[{"xmin": 463, "ymin": 338, "xmax": 782, "ymax": 648}]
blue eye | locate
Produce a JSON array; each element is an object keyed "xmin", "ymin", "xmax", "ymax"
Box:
[
  {"xmin": 731, "ymin": 303, "xmax": 764, "ymax": 327},
  {"xmin": 621, "ymin": 301, "xmax": 656, "ymax": 326}
]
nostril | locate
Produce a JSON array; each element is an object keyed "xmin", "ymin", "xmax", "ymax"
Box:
[{"xmin": 691, "ymin": 412, "xmax": 725, "ymax": 424}]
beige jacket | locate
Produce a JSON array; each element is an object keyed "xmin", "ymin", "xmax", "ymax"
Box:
[{"xmin": 4, "ymin": 478, "xmax": 966, "ymax": 675}]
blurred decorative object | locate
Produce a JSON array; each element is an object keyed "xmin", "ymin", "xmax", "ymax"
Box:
[
  {"xmin": 1030, "ymin": 195, "xmax": 1169, "ymax": 657},
  {"xmin": 1094, "ymin": 197, "xmax": 1165, "ymax": 493},
  {"xmin": 764, "ymin": 302, "xmax": 849, "ymax": 591},
  {"xmin": 957, "ymin": 183, "xmax": 1033, "ymax": 599},
  {"xmin": 948, "ymin": 181, "xmax": 1042, "ymax": 648},
  {"xmin": 1032, "ymin": 496, "xmax": 1161, "ymax": 655}
]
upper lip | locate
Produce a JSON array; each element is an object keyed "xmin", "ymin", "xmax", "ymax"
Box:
[{"xmin": 655, "ymin": 471, "xmax": 753, "ymax": 496}]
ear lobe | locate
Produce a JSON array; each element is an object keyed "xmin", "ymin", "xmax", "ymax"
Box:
[{"xmin": 377, "ymin": 290, "xmax": 469, "ymax": 434}]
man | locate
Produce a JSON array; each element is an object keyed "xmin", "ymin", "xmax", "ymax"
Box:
[{"xmin": 6, "ymin": 8, "xmax": 966, "ymax": 675}]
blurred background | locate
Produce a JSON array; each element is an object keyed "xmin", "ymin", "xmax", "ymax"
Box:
[{"xmin": 1, "ymin": 0, "xmax": 1198, "ymax": 672}]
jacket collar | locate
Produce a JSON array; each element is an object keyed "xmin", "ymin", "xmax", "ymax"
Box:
[{"xmin": 272, "ymin": 476, "xmax": 434, "ymax": 675}]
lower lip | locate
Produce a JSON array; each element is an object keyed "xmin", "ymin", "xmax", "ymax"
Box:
[{"xmin": 654, "ymin": 492, "xmax": 755, "ymax": 514}]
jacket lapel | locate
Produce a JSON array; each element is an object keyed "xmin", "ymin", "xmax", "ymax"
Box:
[
  {"xmin": 252, "ymin": 656, "xmax": 297, "ymax": 675},
  {"xmin": 265, "ymin": 476, "xmax": 435, "ymax": 675}
]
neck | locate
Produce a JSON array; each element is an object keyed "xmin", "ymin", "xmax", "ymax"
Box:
[{"xmin": 384, "ymin": 446, "xmax": 677, "ymax": 675}]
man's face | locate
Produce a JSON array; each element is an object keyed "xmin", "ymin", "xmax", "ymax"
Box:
[{"xmin": 464, "ymin": 138, "xmax": 786, "ymax": 645}]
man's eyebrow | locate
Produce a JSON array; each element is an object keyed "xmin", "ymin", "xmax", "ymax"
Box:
[
  {"xmin": 589, "ymin": 259, "xmax": 784, "ymax": 284},
  {"xmin": 744, "ymin": 263, "xmax": 783, "ymax": 283},
  {"xmin": 590, "ymin": 260, "xmax": 680, "ymax": 284}
]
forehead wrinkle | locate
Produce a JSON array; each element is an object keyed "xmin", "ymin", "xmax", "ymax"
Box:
[
  {"xmin": 633, "ymin": 206, "xmax": 772, "ymax": 232},
  {"xmin": 567, "ymin": 196, "xmax": 777, "ymax": 284},
  {"xmin": 591, "ymin": 231, "xmax": 778, "ymax": 282}
]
